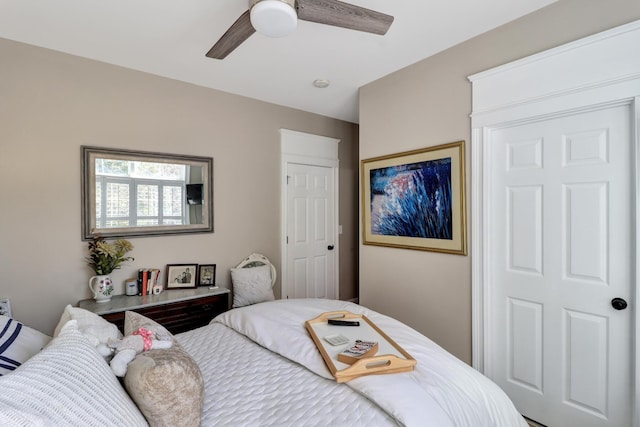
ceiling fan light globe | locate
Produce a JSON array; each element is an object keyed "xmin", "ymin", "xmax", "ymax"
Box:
[{"xmin": 250, "ymin": 0, "xmax": 297, "ymax": 38}]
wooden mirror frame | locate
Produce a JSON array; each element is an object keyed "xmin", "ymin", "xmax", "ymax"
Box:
[{"xmin": 81, "ymin": 146, "xmax": 213, "ymax": 240}]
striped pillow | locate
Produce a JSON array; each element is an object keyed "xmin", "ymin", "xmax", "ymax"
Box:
[{"xmin": 0, "ymin": 315, "xmax": 51, "ymax": 375}]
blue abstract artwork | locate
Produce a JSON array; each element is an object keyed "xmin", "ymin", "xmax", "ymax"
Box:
[{"xmin": 369, "ymin": 158, "xmax": 452, "ymax": 240}]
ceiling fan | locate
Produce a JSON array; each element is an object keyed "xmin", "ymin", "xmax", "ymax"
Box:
[{"xmin": 206, "ymin": 0, "xmax": 394, "ymax": 60}]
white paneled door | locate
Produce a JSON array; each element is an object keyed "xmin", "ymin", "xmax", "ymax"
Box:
[
  {"xmin": 285, "ymin": 162, "xmax": 336, "ymax": 299},
  {"xmin": 489, "ymin": 104, "xmax": 632, "ymax": 426}
]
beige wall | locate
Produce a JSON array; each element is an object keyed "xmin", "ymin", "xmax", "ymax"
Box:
[
  {"xmin": 0, "ymin": 39, "xmax": 359, "ymax": 334},
  {"xmin": 359, "ymin": 0, "xmax": 640, "ymax": 363}
]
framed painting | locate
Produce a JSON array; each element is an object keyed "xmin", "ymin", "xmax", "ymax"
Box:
[
  {"xmin": 166, "ymin": 264, "xmax": 198, "ymax": 289},
  {"xmin": 361, "ymin": 141, "xmax": 467, "ymax": 255}
]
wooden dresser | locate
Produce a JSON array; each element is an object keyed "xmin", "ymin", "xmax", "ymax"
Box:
[{"xmin": 78, "ymin": 287, "xmax": 230, "ymax": 334}]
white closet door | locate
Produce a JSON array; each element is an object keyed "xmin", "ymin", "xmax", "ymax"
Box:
[
  {"xmin": 286, "ymin": 162, "xmax": 336, "ymax": 299},
  {"xmin": 489, "ymin": 104, "xmax": 632, "ymax": 427}
]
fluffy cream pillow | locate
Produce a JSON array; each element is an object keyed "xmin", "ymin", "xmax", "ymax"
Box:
[
  {"xmin": 230, "ymin": 264, "xmax": 275, "ymax": 308},
  {"xmin": 0, "ymin": 315, "xmax": 51, "ymax": 375},
  {"xmin": 54, "ymin": 304, "xmax": 122, "ymax": 358},
  {"xmin": 123, "ymin": 311, "xmax": 204, "ymax": 427},
  {"xmin": 0, "ymin": 320, "xmax": 147, "ymax": 426}
]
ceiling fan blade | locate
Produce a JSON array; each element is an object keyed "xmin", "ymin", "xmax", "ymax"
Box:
[
  {"xmin": 206, "ymin": 9, "xmax": 256, "ymax": 60},
  {"xmin": 296, "ymin": 0, "xmax": 393, "ymax": 35}
]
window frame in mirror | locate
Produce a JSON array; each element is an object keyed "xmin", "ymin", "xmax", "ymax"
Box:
[{"xmin": 81, "ymin": 146, "xmax": 213, "ymax": 240}]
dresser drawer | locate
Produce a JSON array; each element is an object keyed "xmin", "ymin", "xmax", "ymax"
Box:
[{"xmin": 101, "ymin": 293, "xmax": 228, "ymax": 334}]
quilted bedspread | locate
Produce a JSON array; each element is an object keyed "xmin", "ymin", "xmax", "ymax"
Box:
[
  {"xmin": 177, "ymin": 298, "xmax": 527, "ymax": 427},
  {"xmin": 177, "ymin": 316, "xmax": 397, "ymax": 426}
]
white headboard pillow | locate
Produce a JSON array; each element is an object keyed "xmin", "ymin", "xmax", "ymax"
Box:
[
  {"xmin": 231, "ymin": 264, "xmax": 276, "ymax": 308},
  {"xmin": 230, "ymin": 253, "xmax": 277, "ymax": 308}
]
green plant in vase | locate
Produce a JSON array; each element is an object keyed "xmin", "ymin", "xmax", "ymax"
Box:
[{"xmin": 86, "ymin": 236, "xmax": 134, "ymax": 302}]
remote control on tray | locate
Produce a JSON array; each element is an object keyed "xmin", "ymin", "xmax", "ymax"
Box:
[{"xmin": 328, "ymin": 319, "xmax": 360, "ymax": 326}]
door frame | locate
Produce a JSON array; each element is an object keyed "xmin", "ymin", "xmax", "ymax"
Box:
[
  {"xmin": 280, "ymin": 129, "xmax": 340, "ymax": 300},
  {"xmin": 469, "ymin": 20, "xmax": 640, "ymax": 426}
]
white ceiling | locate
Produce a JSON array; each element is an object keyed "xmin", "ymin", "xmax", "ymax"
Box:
[{"xmin": 0, "ymin": 0, "xmax": 556, "ymax": 123}]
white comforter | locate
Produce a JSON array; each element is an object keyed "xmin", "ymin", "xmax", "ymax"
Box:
[{"xmin": 179, "ymin": 299, "xmax": 526, "ymax": 427}]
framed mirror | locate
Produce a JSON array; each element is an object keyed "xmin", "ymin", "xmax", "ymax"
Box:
[{"xmin": 81, "ymin": 146, "xmax": 213, "ymax": 240}]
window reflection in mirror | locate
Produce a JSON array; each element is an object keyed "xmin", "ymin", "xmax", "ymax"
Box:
[{"xmin": 82, "ymin": 146, "xmax": 213, "ymax": 240}]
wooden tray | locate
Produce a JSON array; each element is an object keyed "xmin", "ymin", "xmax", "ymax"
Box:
[{"xmin": 305, "ymin": 310, "xmax": 416, "ymax": 383}]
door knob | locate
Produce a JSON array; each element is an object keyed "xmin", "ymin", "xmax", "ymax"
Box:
[
  {"xmin": 327, "ymin": 245, "xmax": 334, "ymax": 250},
  {"xmin": 611, "ymin": 298, "xmax": 628, "ymax": 310}
]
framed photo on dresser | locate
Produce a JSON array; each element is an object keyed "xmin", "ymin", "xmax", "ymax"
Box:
[
  {"xmin": 166, "ymin": 264, "xmax": 197, "ymax": 289},
  {"xmin": 197, "ymin": 264, "xmax": 216, "ymax": 286}
]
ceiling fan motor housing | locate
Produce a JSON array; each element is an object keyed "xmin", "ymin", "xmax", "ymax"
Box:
[{"xmin": 250, "ymin": 0, "xmax": 297, "ymax": 38}]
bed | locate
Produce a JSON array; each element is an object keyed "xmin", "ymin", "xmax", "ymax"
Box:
[
  {"xmin": 0, "ymin": 298, "xmax": 526, "ymax": 427},
  {"xmin": 180, "ymin": 298, "xmax": 526, "ymax": 427}
]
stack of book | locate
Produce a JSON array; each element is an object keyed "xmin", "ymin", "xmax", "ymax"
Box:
[{"xmin": 137, "ymin": 268, "xmax": 161, "ymax": 296}]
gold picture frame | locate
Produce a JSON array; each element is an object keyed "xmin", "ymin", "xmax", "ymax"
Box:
[{"xmin": 361, "ymin": 141, "xmax": 467, "ymax": 255}]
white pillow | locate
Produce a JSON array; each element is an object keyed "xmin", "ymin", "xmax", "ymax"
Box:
[
  {"xmin": 0, "ymin": 315, "xmax": 51, "ymax": 375},
  {"xmin": 231, "ymin": 264, "xmax": 275, "ymax": 308},
  {"xmin": 54, "ymin": 304, "xmax": 121, "ymax": 358},
  {"xmin": 0, "ymin": 320, "xmax": 147, "ymax": 426}
]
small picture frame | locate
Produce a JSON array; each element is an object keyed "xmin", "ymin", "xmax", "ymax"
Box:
[
  {"xmin": 197, "ymin": 264, "xmax": 217, "ymax": 286},
  {"xmin": 166, "ymin": 264, "xmax": 198, "ymax": 289}
]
